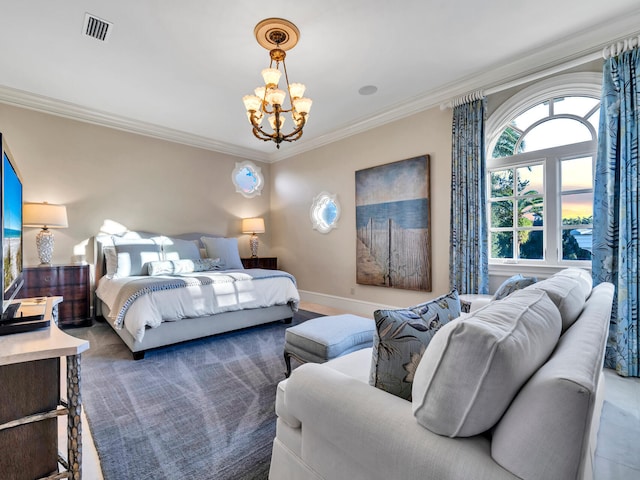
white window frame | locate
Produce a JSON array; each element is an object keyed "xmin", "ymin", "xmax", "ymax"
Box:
[{"xmin": 486, "ymin": 72, "xmax": 601, "ymax": 276}]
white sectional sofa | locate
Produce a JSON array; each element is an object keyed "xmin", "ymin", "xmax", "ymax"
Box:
[{"xmin": 269, "ymin": 269, "xmax": 614, "ymax": 480}]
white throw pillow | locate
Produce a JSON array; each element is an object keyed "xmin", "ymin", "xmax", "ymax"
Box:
[
  {"xmin": 103, "ymin": 246, "xmax": 117, "ymax": 278},
  {"xmin": 529, "ymin": 275, "xmax": 586, "ymax": 332},
  {"xmin": 552, "ymin": 268, "xmax": 592, "ymax": 299},
  {"xmin": 412, "ymin": 288, "xmax": 562, "ymax": 437},
  {"xmin": 147, "ymin": 258, "xmax": 222, "ymax": 276},
  {"xmin": 200, "ymin": 236, "xmax": 244, "ymax": 270}
]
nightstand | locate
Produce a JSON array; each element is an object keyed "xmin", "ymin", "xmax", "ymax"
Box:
[
  {"xmin": 19, "ymin": 264, "xmax": 92, "ymax": 328},
  {"xmin": 241, "ymin": 257, "xmax": 278, "ymax": 270}
]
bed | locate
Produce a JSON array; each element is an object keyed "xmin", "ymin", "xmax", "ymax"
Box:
[{"xmin": 93, "ymin": 231, "xmax": 299, "ymax": 359}]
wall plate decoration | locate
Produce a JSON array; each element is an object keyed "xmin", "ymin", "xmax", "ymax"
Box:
[
  {"xmin": 310, "ymin": 191, "xmax": 340, "ymax": 233},
  {"xmin": 232, "ymin": 161, "xmax": 264, "ymax": 198},
  {"xmin": 355, "ymin": 155, "xmax": 431, "ymax": 291}
]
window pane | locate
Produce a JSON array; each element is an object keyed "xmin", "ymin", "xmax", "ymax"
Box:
[
  {"xmin": 490, "ymin": 170, "xmax": 513, "ymax": 197},
  {"xmin": 491, "ymin": 232, "xmax": 513, "ymax": 258},
  {"xmin": 518, "ymin": 196, "xmax": 544, "ymax": 226},
  {"xmin": 491, "ymin": 126, "xmax": 523, "ymax": 158},
  {"xmin": 553, "ymin": 96, "xmax": 599, "ymax": 116},
  {"xmin": 562, "ymin": 228, "xmax": 592, "ymax": 260},
  {"xmin": 521, "ymin": 118, "xmax": 593, "ymax": 152},
  {"xmin": 517, "ymin": 164, "xmax": 543, "ymax": 195},
  {"xmin": 513, "ymin": 102, "xmax": 548, "ymax": 131},
  {"xmin": 562, "ymin": 192, "xmax": 593, "ymax": 225},
  {"xmin": 491, "ymin": 201, "xmax": 513, "ymax": 227},
  {"xmin": 562, "ymin": 157, "xmax": 593, "ymax": 192},
  {"xmin": 519, "ymin": 230, "xmax": 544, "ymax": 259}
]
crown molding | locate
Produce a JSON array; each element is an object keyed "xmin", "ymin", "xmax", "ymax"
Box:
[{"xmin": 0, "ymin": 85, "xmax": 270, "ymax": 162}]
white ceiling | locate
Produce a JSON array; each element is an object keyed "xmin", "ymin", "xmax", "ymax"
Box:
[{"xmin": 1, "ymin": 0, "xmax": 639, "ymax": 163}]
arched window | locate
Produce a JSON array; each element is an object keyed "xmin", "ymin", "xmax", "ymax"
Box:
[{"xmin": 486, "ymin": 72, "xmax": 600, "ymax": 268}]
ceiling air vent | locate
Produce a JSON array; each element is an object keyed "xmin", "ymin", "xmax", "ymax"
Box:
[{"xmin": 83, "ymin": 13, "xmax": 113, "ymax": 42}]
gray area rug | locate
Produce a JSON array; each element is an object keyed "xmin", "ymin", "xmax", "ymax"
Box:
[{"xmin": 70, "ymin": 310, "xmax": 321, "ymax": 480}]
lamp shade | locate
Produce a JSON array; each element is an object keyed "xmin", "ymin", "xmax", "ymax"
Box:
[
  {"xmin": 242, "ymin": 217, "xmax": 265, "ymax": 234},
  {"xmin": 23, "ymin": 202, "xmax": 68, "ymax": 228}
]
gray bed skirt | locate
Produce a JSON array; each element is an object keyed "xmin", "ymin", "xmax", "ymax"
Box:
[{"xmin": 98, "ymin": 301, "xmax": 294, "ymax": 359}]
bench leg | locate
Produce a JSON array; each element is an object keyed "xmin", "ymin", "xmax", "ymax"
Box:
[{"xmin": 284, "ymin": 351, "xmax": 292, "ymax": 378}]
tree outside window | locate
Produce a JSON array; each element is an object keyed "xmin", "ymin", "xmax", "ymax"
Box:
[{"xmin": 488, "ymin": 95, "xmax": 597, "ymax": 265}]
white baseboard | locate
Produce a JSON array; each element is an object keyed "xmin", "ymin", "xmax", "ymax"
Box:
[{"xmin": 298, "ymin": 290, "xmax": 398, "ymax": 318}]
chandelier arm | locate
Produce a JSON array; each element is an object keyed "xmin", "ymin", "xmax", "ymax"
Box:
[
  {"xmin": 250, "ymin": 115, "xmax": 277, "ymax": 141},
  {"xmin": 281, "ymin": 57, "xmax": 295, "ymax": 112},
  {"xmin": 251, "ymin": 128, "xmax": 274, "ymax": 142},
  {"xmin": 279, "ymin": 115, "xmax": 307, "ymax": 141}
]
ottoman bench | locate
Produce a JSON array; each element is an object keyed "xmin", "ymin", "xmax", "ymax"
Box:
[{"xmin": 284, "ymin": 314, "xmax": 375, "ymax": 377}]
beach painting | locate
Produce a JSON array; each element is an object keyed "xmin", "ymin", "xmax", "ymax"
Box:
[{"xmin": 356, "ymin": 155, "xmax": 431, "ymax": 291}]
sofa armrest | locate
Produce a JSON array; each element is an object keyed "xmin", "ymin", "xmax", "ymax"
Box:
[{"xmin": 281, "ymin": 363, "xmax": 516, "ymax": 480}]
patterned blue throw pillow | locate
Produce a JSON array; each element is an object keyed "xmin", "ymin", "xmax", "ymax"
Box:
[
  {"xmin": 493, "ymin": 274, "xmax": 537, "ymax": 301},
  {"xmin": 369, "ymin": 289, "xmax": 461, "ymax": 400}
]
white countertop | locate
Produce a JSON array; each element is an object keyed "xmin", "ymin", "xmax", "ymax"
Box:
[{"xmin": 0, "ymin": 297, "xmax": 89, "ymax": 366}]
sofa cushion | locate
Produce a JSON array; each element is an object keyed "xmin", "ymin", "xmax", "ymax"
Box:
[
  {"xmin": 370, "ymin": 290, "xmax": 460, "ymax": 400},
  {"xmin": 412, "ymin": 288, "xmax": 562, "ymax": 437},
  {"xmin": 493, "ymin": 274, "xmax": 537, "ymax": 300},
  {"xmin": 553, "ymin": 267, "xmax": 592, "ymax": 299},
  {"xmin": 529, "ymin": 275, "xmax": 586, "ymax": 332}
]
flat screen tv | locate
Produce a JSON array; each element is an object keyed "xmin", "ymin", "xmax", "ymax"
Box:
[{"xmin": 1, "ymin": 133, "xmax": 24, "ymax": 316}]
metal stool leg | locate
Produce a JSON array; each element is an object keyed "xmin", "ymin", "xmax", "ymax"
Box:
[{"xmin": 284, "ymin": 351, "xmax": 292, "ymax": 378}]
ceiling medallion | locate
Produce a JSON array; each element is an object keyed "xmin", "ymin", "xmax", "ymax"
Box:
[{"xmin": 242, "ymin": 18, "xmax": 312, "ymax": 149}]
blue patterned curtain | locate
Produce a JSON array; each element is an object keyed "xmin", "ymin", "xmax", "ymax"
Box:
[
  {"xmin": 593, "ymin": 48, "xmax": 640, "ymax": 377},
  {"xmin": 450, "ymin": 98, "xmax": 489, "ymax": 294}
]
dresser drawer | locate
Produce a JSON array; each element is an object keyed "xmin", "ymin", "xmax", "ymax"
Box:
[{"xmin": 19, "ymin": 265, "xmax": 91, "ymax": 328}]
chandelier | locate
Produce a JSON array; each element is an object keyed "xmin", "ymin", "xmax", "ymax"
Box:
[{"xmin": 242, "ymin": 18, "xmax": 312, "ymax": 149}]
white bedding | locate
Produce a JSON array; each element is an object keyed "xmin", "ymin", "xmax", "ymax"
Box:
[{"xmin": 96, "ymin": 269, "xmax": 300, "ymax": 342}]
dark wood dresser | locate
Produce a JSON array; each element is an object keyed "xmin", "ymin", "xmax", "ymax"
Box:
[{"xmin": 19, "ymin": 265, "xmax": 91, "ymax": 328}]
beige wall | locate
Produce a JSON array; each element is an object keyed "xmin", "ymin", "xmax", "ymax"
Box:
[
  {"xmin": 270, "ymin": 107, "xmax": 453, "ymax": 310},
  {"xmin": 0, "ymin": 104, "xmax": 271, "ymax": 266}
]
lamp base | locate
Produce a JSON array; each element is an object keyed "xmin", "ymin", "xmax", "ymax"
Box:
[
  {"xmin": 35, "ymin": 228, "xmax": 55, "ymax": 265},
  {"xmin": 249, "ymin": 234, "xmax": 259, "ymax": 258}
]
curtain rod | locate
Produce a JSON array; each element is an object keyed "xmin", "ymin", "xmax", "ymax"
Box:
[
  {"xmin": 442, "ymin": 34, "xmax": 640, "ymax": 110},
  {"xmin": 602, "ymin": 34, "xmax": 640, "ymax": 59},
  {"xmin": 440, "ymin": 50, "xmax": 602, "ymax": 110}
]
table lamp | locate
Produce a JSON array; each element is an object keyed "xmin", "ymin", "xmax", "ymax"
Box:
[
  {"xmin": 242, "ymin": 217, "xmax": 265, "ymax": 258},
  {"xmin": 23, "ymin": 202, "xmax": 68, "ymax": 265}
]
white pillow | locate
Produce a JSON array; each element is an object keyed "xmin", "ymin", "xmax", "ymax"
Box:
[
  {"xmin": 552, "ymin": 268, "xmax": 592, "ymax": 299},
  {"xmin": 111, "ymin": 237, "xmax": 162, "ymax": 277},
  {"xmin": 147, "ymin": 258, "xmax": 223, "ymax": 276},
  {"xmin": 529, "ymin": 275, "xmax": 586, "ymax": 332},
  {"xmin": 200, "ymin": 236, "xmax": 243, "ymax": 270},
  {"xmin": 412, "ymin": 288, "xmax": 562, "ymax": 437},
  {"xmin": 103, "ymin": 246, "xmax": 117, "ymax": 278},
  {"xmin": 161, "ymin": 237, "xmax": 201, "ymax": 261}
]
